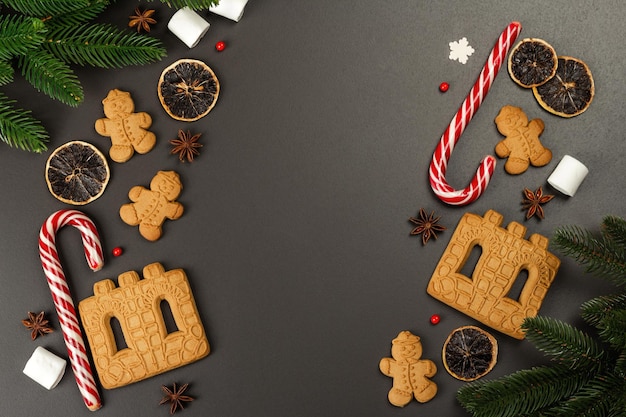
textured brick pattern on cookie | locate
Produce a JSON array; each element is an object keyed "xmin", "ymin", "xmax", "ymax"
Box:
[
  {"xmin": 426, "ymin": 210, "xmax": 560, "ymax": 339},
  {"xmin": 78, "ymin": 263, "xmax": 209, "ymax": 389}
]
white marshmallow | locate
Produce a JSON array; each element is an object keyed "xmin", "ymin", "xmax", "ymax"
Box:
[
  {"xmin": 209, "ymin": 0, "xmax": 249, "ymax": 22},
  {"xmin": 168, "ymin": 7, "xmax": 211, "ymax": 48},
  {"xmin": 23, "ymin": 346, "xmax": 67, "ymax": 390},
  {"xmin": 547, "ymin": 155, "xmax": 589, "ymax": 197}
]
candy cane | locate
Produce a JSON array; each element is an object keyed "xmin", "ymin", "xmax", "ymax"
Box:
[
  {"xmin": 429, "ymin": 21, "xmax": 521, "ymax": 205},
  {"xmin": 39, "ymin": 209, "xmax": 103, "ymax": 411}
]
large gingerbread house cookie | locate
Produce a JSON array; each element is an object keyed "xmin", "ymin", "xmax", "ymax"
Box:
[
  {"xmin": 426, "ymin": 210, "xmax": 560, "ymax": 339},
  {"xmin": 78, "ymin": 262, "xmax": 209, "ymax": 389}
]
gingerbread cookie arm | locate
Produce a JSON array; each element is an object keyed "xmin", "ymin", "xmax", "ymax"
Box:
[
  {"xmin": 94, "ymin": 118, "xmax": 112, "ymax": 136},
  {"xmin": 165, "ymin": 202, "xmax": 184, "ymax": 220}
]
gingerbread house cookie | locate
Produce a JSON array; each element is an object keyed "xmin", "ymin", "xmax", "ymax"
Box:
[
  {"xmin": 426, "ymin": 210, "xmax": 560, "ymax": 339},
  {"xmin": 78, "ymin": 262, "xmax": 209, "ymax": 389}
]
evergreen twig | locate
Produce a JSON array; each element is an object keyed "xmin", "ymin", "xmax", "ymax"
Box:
[
  {"xmin": 45, "ymin": 23, "xmax": 166, "ymax": 68},
  {"xmin": 521, "ymin": 316, "xmax": 605, "ymax": 371},
  {"xmin": 18, "ymin": 49, "xmax": 83, "ymax": 106},
  {"xmin": 552, "ymin": 224, "xmax": 626, "ymax": 287},
  {"xmin": 0, "ymin": 92, "xmax": 48, "ymax": 152}
]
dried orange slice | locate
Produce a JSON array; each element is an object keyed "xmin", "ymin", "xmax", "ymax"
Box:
[
  {"xmin": 508, "ymin": 38, "xmax": 558, "ymax": 88},
  {"xmin": 442, "ymin": 325, "xmax": 498, "ymax": 381},
  {"xmin": 532, "ymin": 56, "xmax": 594, "ymax": 118},
  {"xmin": 157, "ymin": 58, "xmax": 220, "ymax": 122},
  {"xmin": 45, "ymin": 141, "xmax": 110, "ymax": 205}
]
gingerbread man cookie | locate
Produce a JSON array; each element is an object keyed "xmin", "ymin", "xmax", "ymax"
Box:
[
  {"xmin": 119, "ymin": 171, "xmax": 184, "ymax": 241},
  {"xmin": 494, "ymin": 105, "xmax": 552, "ymax": 175},
  {"xmin": 95, "ymin": 89, "xmax": 156, "ymax": 163},
  {"xmin": 379, "ymin": 331, "xmax": 437, "ymax": 407}
]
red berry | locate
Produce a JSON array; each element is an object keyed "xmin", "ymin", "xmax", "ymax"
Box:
[
  {"xmin": 112, "ymin": 247, "xmax": 123, "ymax": 257},
  {"xmin": 439, "ymin": 82, "xmax": 449, "ymax": 92},
  {"xmin": 430, "ymin": 314, "xmax": 441, "ymax": 325},
  {"xmin": 215, "ymin": 41, "xmax": 226, "ymax": 52}
]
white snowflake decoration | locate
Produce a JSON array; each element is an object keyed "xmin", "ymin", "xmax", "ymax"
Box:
[{"xmin": 449, "ymin": 37, "xmax": 475, "ymax": 64}]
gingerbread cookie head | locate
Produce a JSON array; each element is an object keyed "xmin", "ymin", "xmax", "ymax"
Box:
[
  {"xmin": 391, "ymin": 331, "xmax": 423, "ymax": 361},
  {"xmin": 379, "ymin": 331, "xmax": 437, "ymax": 407},
  {"xmin": 102, "ymin": 89, "xmax": 135, "ymax": 119},
  {"xmin": 151, "ymin": 170, "xmax": 183, "ymax": 201},
  {"xmin": 494, "ymin": 105, "xmax": 551, "ymax": 175}
]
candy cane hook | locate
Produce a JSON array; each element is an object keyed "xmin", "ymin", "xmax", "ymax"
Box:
[
  {"xmin": 39, "ymin": 209, "xmax": 103, "ymax": 411},
  {"xmin": 429, "ymin": 22, "xmax": 521, "ymax": 205}
]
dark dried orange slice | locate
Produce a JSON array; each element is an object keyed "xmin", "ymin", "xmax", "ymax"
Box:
[
  {"xmin": 508, "ymin": 38, "xmax": 558, "ymax": 88},
  {"xmin": 442, "ymin": 325, "xmax": 498, "ymax": 381},
  {"xmin": 157, "ymin": 58, "xmax": 220, "ymax": 122},
  {"xmin": 532, "ymin": 56, "xmax": 594, "ymax": 118},
  {"xmin": 45, "ymin": 141, "xmax": 110, "ymax": 205}
]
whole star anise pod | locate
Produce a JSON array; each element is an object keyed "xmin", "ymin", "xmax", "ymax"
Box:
[
  {"xmin": 409, "ymin": 208, "xmax": 446, "ymax": 245},
  {"xmin": 22, "ymin": 311, "xmax": 53, "ymax": 340},
  {"xmin": 522, "ymin": 186, "xmax": 554, "ymax": 220},
  {"xmin": 129, "ymin": 7, "xmax": 157, "ymax": 33},
  {"xmin": 159, "ymin": 383, "xmax": 194, "ymax": 414},
  {"xmin": 170, "ymin": 130, "xmax": 203, "ymax": 162}
]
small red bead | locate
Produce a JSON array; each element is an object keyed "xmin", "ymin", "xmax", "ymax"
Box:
[
  {"xmin": 215, "ymin": 41, "xmax": 226, "ymax": 52},
  {"xmin": 430, "ymin": 314, "xmax": 441, "ymax": 325},
  {"xmin": 439, "ymin": 82, "xmax": 449, "ymax": 93},
  {"xmin": 112, "ymin": 247, "xmax": 123, "ymax": 257}
]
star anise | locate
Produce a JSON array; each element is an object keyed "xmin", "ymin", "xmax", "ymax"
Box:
[
  {"xmin": 170, "ymin": 130, "xmax": 203, "ymax": 162},
  {"xmin": 522, "ymin": 186, "xmax": 554, "ymax": 220},
  {"xmin": 129, "ymin": 8, "xmax": 156, "ymax": 33},
  {"xmin": 22, "ymin": 311, "xmax": 53, "ymax": 340},
  {"xmin": 409, "ymin": 208, "xmax": 446, "ymax": 245},
  {"xmin": 159, "ymin": 383, "xmax": 194, "ymax": 414}
]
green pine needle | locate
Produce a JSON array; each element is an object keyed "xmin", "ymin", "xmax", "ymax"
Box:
[
  {"xmin": 44, "ymin": 0, "xmax": 109, "ymax": 27},
  {"xmin": 0, "ymin": 60, "xmax": 14, "ymax": 86},
  {"xmin": 0, "ymin": 92, "xmax": 48, "ymax": 152},
  {"xmin": 522, "ymin": 316, "xmax": 605, "ymax": 371},
  {"xmin": 0, "ymin": 15, "xmax": 46, "ymax": 60},
  {"xmin": 0, "ymin": 0, "xmax": 100, "ymax": 18},
  {"xmin": 44, "ymin": 23, "xmax": 166, "ymax": 68},
  {"xmin": 457, "ymin": 365, "xmax": 591, "ymax": 417},
  {"xmin": 552, "ymin": 225, "xmax": 626, "ymax": 287},
  {"xmin": 602, "ymin": 216, "xmax": 626, "ymax": 252},
  {"xmin": 150, "ymin": 0, "xmax": 219, "ymax": 10},
  {"xmin": 18, "ymin": 49, "xmax": 83, "ymax": 106}
]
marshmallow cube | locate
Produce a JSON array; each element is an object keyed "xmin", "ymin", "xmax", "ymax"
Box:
[
  {"xmin": 209, "ymin": 0, "xmax": 249, "ymax": 22},
  {"xmin": 168, "ymin": 7, "xmax": 211, "ymax": 48},
  {"xmin": 547, "ymin": 155, "xmax": 589, "ymax": 197},
  {"xmin": 23, "ymin": 346, "xmax": 67, "ymax": 390}
]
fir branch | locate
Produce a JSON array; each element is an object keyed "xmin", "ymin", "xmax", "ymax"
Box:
[
  {"xmin": 552, "ymin": 225, "xmax": 626, "ymax": 287},
  {"xmin": 0, "ymin": 15, "xmax": 46, "ymax": 60},
  {"xmin": 537, "ymin": 374, "xmax": 624, "ymax": 417},
  {"xmin": 521, "ymin": 316, "xmax": 605, "ymax": 371},
  {"xmin": 44, "ymin": 0, "xmax": 110, "ymax": 27},
  {"xmin": 44, "ymin": 23, "xmax": 166, "ymax": 68},
  {"xmin": 581, "ymin": 293, "xmax": 626, "ymax": 327},
  {"xmin": 457, "ymin": 365, "xmax": 591, "ymax": 417},
  {"xmin": 0, "ymin": 92, "xmax": 48, "ymax": 152},
  {"xmin": 150, "ymin": 0, "xmax": 219, "ymax": 10},
  {"xmin": 17, "ymin": 49, "xmax": 83, "ymax": 106},
  {"xmin": 0, "ymin": 0, "xmax": 98, "ymax": 18},
  {"xmin": 602, "ymin": 216, "xmax": 626, "ymax": 252},
  {"xmin": 0, "ymin": 60, "xmax": 14, "ymax": 85}
]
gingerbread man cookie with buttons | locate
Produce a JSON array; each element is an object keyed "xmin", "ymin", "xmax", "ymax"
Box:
[
  {"xmin": 95, "ymin": 89, "xmax": 156, "ymax": 163},
  {"xmin": 379, "ymin": 331, "xmax": 438, "ymax": 407},
  {"xmin": 494, "ymin": 105, "xmax": 552, "ymax": 175},
  {"xmin": 119, "ymin": 171, "xmax": 184, "ymax": 241}
]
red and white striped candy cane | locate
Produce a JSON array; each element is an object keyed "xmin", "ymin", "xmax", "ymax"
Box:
[
  {"xmin": 429, "ymin": 22, "xmax": 521, "ymax": 205},
  {"xmin": 39, "ymin": 209, "xmax": 103, "ymax": 411}
]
